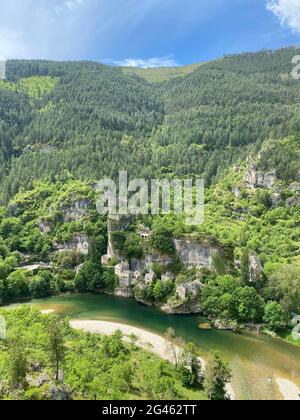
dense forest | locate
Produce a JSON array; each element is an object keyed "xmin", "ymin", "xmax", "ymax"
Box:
[{"xmin": 0, "ymin": 47, "xmax": 300, "ymax": 201}]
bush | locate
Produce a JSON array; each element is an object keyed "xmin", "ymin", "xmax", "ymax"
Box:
[
  {"xmin": 102, "ymin": 268, "xmax": 118, "ymax": 292},
  {"xmin": 264, "ymin": 301, "xmax": 290, "ymax": 331},
  {"xmin": 28, "ymin": 274, "xmax": 51, "ymax": 299},
  {"xmin": 151, "ymin": 227, "xmax": 175, "ymax": 255}
]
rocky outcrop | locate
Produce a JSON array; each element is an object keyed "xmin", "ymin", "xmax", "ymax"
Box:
[
  {"xmin": 161, "ymin": 280, "xmax": 203, "ymax": 314},
  {"xmin": 232, "ymin": 186, "xmax": 241, "ymax": 198},
  {"xmin": 243, "ymin": 165, "xmax": 277, "ymax": 189},
  {"xmin": 115, "ymin": 287, "xmax": 134, "ymax": 298},
  {"xmin": 249, "ymin": 254, "xmax": 263, "ymax": 283},
  {"xmin": 26, "ymin": 373, "xmax": 50, "ymax": 388},
  {"xmin": 176, "ymin": 280, "xmax": 203, "ymax": 301},
  {"xmin": 162, "ymin": 299, "xmax": 202, "ymax": 314},
  {"xmin": 174, "ymin": 238, "xmax": 220, "ymax": 270},
  {"xmin": 288, "ymin": 183, "xmax": 300, "ymax": 194},
  {"xmin": 101, "ymin": 217, "xmax": 227, "ymax": 314},
  {"xmin": 17, "ymin": 263, "xmax": 52, "ymax": 274},
  {"xmin": 53, "ymin": 234, "xmax": 90, "ymax": 255},
  {"xmin": 101, "ymin": 216, "xmax": 129, "ymax": 265},
  {"xmin": 48, "ymin": 385, "xmax": 72, "ymax": 401},
  {"xmin": 212, "ymin": 319, "xmax": 239, "ymax": 331},
  {"xmin": 271, "ymin": 193, "xmax": 281, "ymax": 207},
  {"xmin": 37, "ymin": 220, "xmax": 53, "ymax": 234},
  {"xmin": 286, "ymin": 183, "xmax": 300, "ymax": 207},
  {"xmin": 286, "ymin": 196, "xmax": 300, "ymax": 207}
]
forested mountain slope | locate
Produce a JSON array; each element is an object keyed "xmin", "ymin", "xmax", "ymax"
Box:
[{"xmin": 0, "ymin": 47, "xmax": 300, "ymax": 201}]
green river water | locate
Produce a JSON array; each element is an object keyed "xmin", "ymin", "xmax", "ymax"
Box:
[{"xmin": 12, "ymin": 293, "xmax": 300, "ymax": 400}]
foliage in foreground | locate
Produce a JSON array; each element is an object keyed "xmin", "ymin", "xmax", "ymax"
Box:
[{"xmin": 0, "ymin": 307, "xmax": 211, "ymax": 401}]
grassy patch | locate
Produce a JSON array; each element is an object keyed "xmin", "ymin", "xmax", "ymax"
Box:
[
  {"xmin": 122, "ymin": 63, "xmax": 202, "ymax": 83},
  {"xmin": 18, "ymin": 76, "xmax": 58, "ymax": 99},
  {"xmin": 277, "ymin": 329, "xmax": 300, "ymax": 348}
]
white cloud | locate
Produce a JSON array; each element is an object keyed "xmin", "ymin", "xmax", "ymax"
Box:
[
  {"xmin": 63, "ymin": 0, "xmax": 85, "ymax": 11},
  {"xmin": 106, "ymin": 55, "xmax": 179, "ymax": 68},
  {"xmin": 266, "ymin": 0, "xmax": 300, "ymax": 34}
]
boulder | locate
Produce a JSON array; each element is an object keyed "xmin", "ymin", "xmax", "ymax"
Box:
[
  {"xmin": 26, "ymin": 373, "xmax": 50, "ymax": 388},
  {"xmin": 161, "ymin": 272, "xmax": 175, "ymax": 282},
  {"xmin": 48, "ymin": 385, "xmax": 71, "ymax": 401}
]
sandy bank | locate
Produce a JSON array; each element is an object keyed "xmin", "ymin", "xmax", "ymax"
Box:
[
  {"xmin": 41, "ymin": 309, "xmax": 55, "ymax": 315},
  {"xmin": 70, "ymin": 320, "xmax": 179, "ymax": 364},
  {"xmin": 276, "ymin": 378, "xmax": 300, "ymax": 401}
]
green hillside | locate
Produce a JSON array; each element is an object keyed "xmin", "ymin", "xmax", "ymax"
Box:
[{"xmin": 122, "ymin": 62, "xmax": 202, "ymax": 83}]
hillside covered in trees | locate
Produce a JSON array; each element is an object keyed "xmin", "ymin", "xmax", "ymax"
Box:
[
  {"xmin": 0, "ymin": 48, "xmax": 299, "ymax": 335},
  {"xmin": 0, "ymin": 47, "xmax": 300, "ymax": 202}
]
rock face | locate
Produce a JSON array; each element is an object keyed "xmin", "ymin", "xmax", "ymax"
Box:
[
  {"xmin": 101, "ymin": 216, "xmax": 129, "ymax": 265},
  {"xmin": 61, "ymin": 199, "xmax": 91, "ymax": 222},
  {"xmin": 130, "ymin": 254, "xmax": 173, "ymax": 273},
  {"xmin": 174, "ymin": 238, "xmax": 219, "ymax": 270},
  {"xmin": 286, "ymin": 196, "xmax": 300, "ymax": 207},
  {"xmin": 37, "ymin": 220, "xmax": 53, "ymax": 234},
  {"xmin": 288, "ymin": 182, "xmax": 300, "ymax": 194},
  {"xmin": 243, "ymin": 165, "xmax": 277, "ymax": 189},
  {"xmin": 271, "ymin": 193, "xmax": 281, "ymax": 207},
  {"xmin": 53, "ymin": 234, "xmax": 90, "ymax": 255},
  {"xmin": 249, "ymin": 254, "xmax": 263, "ymax": 283},
  {"xmin": 232, "ymin": 186, "xmax": 241, "ymax": 198}
]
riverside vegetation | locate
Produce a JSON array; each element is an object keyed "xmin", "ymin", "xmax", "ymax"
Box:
[{"xmin": 0, "ymin": 48, "xmax": 300, "ymax": 399}]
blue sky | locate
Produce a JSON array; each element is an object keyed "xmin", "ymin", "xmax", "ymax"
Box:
[{"xmin": 0, "ymin": 0, "xmax": 300, "ymax": 66}]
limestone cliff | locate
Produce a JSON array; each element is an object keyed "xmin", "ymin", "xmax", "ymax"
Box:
[
  {"xmin": 174, "ymin": 238, "xmax": 219, "ymax": 270},
  {"xmin": 53, "ymin": 234, "xmax": 90, "ymax": 255}
]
